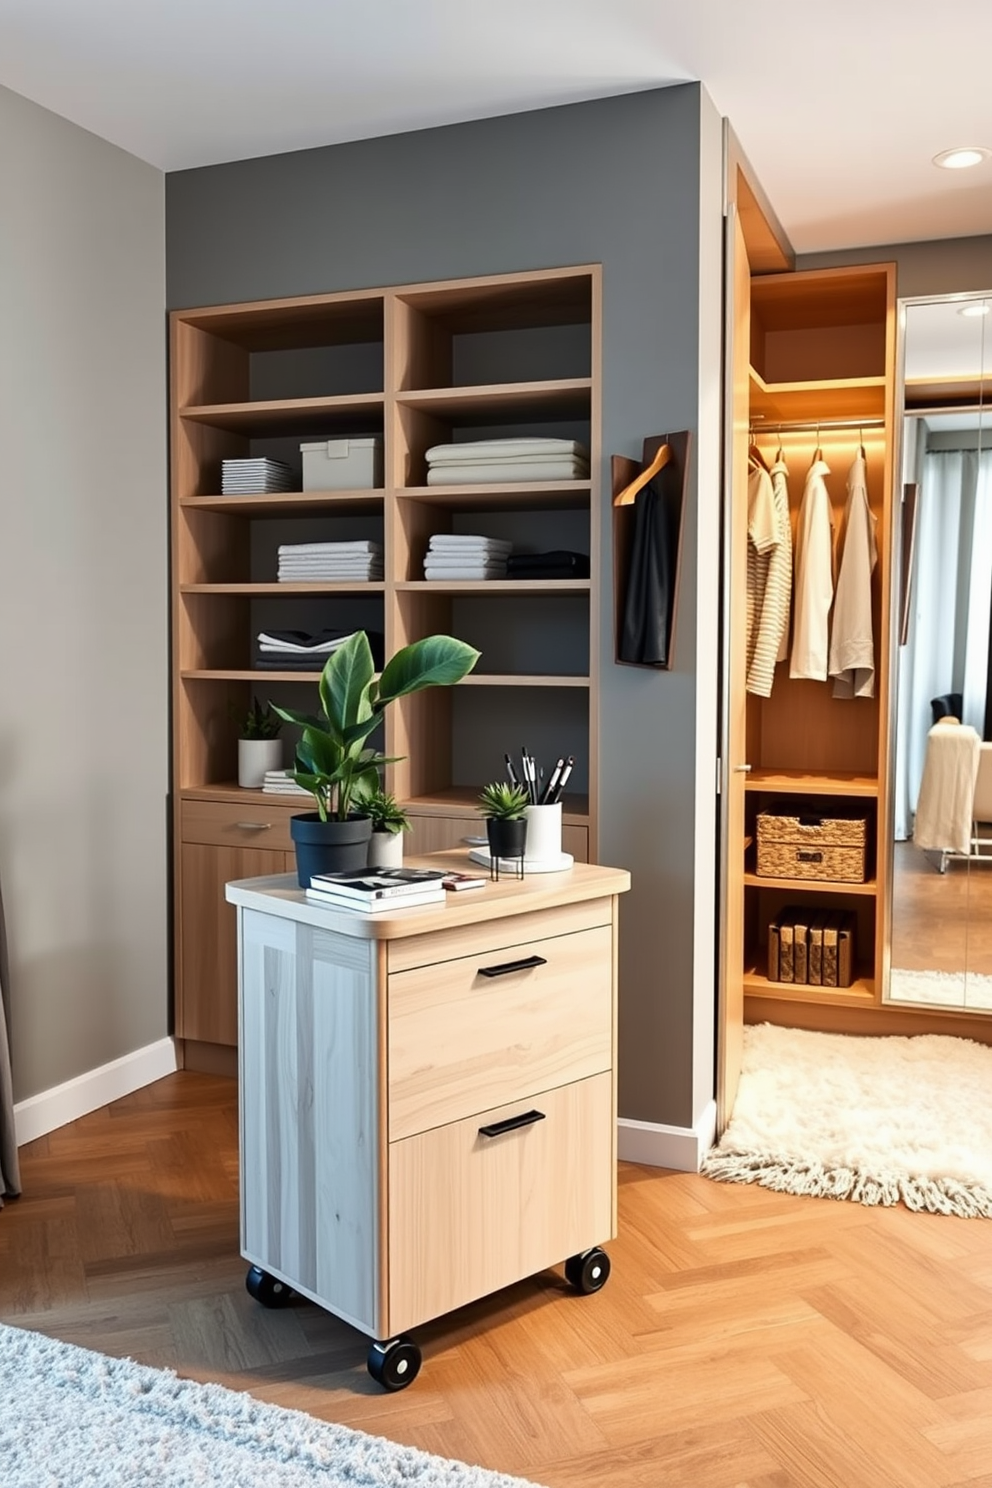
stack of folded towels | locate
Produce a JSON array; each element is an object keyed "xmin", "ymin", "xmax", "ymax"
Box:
[
  {"xmin": 255, "ymin": 628, "xmax": 385, "ymax": 670},
  {"xmin": 222, "ymin": 458, "xmax": 294, "ymax": 494},
  {"xmin": 423, "ymin": 534, "xmax": 512, "ymax": 581},
  {"xmin": 261, "ymin": 769, "xmax": 311, "ymax": 797},
  {"xmin": 424, "ymin": 438, "xmax": 589, "ymax": 486},
  {"xmin": 277, "ymin": 541, "xmax": 383, "ymax": 582}
]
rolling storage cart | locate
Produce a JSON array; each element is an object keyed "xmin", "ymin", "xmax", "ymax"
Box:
[{"xmin": 226, "ymin": 852, "xmax": 629, "ymax": 1389}]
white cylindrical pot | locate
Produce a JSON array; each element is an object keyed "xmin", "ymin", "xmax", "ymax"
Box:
[
  {"xmin": 367, "ymin": 830, "xmax": 405, "ymax": 869},
  {"xmin": 523, "ymin": 802, "xmax": 562, "ymax": 862},
  {"xmin": 238, "ymin": 737, "xmax": 283, "ymax": 789}
]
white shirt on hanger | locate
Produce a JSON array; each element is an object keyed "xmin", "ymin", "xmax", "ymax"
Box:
[
  {"xmin": 789, "ymin": 457, "xmax": 834, "ymax": 681},
  {"xmin": 829, "ymin": 452, "xmax": 877, "ymax": 698}
]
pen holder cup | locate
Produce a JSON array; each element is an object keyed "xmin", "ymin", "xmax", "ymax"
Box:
[{"xmin": 523, "ymin": 802, "xmax": 562, "ymax": 862}]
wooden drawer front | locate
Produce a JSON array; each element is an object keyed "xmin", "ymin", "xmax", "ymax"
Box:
[
  {"xmin": 181, "ymin": 799, "xmax": 297, "ymax": 852},
  {"xmin": 389, "ymin": 923, "xmax": 612, "ymax": 1140},
  {"xmin": 387, "ymin": 897, "xmax": 610, "ymax": 975},
  {"xmin": 387, "ymin": 1072, "xmax": 614, "ymax": 1335}
]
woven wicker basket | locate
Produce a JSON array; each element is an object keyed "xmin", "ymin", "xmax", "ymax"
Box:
[{"xmin": 756, "ymin": 806, "xmax": 867, "ymax": 884}]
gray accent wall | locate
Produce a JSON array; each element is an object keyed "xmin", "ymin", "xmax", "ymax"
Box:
[
  {"xmin": 0, "ymin": 86, "xmax": 169, "ymax": 1101},
  {"xmin": 800, "ymin": 235, "xmax": 992, "ymax": 297},
  {"xmin": 167, "ymin": 85, "xmax": 725, "ymax": 1131}
]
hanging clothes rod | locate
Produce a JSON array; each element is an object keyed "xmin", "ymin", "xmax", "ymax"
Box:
[{"xmin": 750, "ymin": 416, "xmax": 886, "ymax": 434}]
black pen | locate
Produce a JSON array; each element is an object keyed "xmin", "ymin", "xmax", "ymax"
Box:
[
  {"xmin": 541, "ymin": 757, "xmax": 564, "ymax": 804},
  {"xmin": 504, "ymin": 753, "xmax": 519, "ymax": 789},
  {"xmin": 551, "ymin": 756, "xmax": 574, "ymax": 803}
]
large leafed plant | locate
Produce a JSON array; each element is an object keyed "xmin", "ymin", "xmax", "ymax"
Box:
[{"xmin": 272, "ymin": 630, "xmax": 479, "ymax": 822}]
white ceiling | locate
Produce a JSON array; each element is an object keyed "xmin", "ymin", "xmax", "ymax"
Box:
[{"xmin": 2, "ymin": 0, "xmax": 992, "ymax": 254}]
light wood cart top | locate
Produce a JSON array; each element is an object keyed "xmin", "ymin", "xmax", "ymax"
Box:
[{"xmin": 225, "ymin": 850, "xmax": 630, "ymax": 941}]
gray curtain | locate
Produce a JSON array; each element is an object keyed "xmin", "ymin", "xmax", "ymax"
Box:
[{"xmin": 0, "ymin": 877, "xmax": 21, "ymax": 1203}]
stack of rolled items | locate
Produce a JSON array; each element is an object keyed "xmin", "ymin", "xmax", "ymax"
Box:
[
  {"xmin": 424, "ymin": 438, "xmax": 589, "ymax": 486},
  {"xmin": 277, "ymin": 541, "xmax": 383, "ymax": 582},
  {"xmin": 423, "ymin": 534, "xmax": 512, "ymax": 581}
]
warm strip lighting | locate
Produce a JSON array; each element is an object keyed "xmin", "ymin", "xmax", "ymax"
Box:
[
  {"xmin": 932, "ymin": 146, "xmax": 991, "ymax": 170},
  {"xmin": 958, "ymin": 302, "xmax": 991, "ymax": 317}
]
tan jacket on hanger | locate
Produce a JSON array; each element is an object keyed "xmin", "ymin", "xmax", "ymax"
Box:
[
  {"xmin": 829, "ymin": 452, "xmax": 877, "ymax": 698},
  {"xmin": 790, "ymin": 458, "xmax": 834, "ymax": 681}
]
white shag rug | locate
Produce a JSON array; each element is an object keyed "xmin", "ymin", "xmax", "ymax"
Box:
[
  {"xmin": 0, "ymin": 1321, "xmax": 545, "ymax": 1488},
  {"xmin": 701, "ymin": 1022, "xmax": 992, "ymax": 1217},
  {"xmin": 889, "ymin": 965, "xmax": 992, "ymax": 1011}
]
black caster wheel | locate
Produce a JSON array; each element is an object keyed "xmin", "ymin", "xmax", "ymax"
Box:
[
  {"xmin": 367, "ymin": 1335, "xmax": 422, "ymax": 1391},
  {"xmin": 565, "ymin": 1247, "xmax": 611, "ymax": 1294},
  {"xmin": 245, "ymin": 1265, "xmax": 294, "ymax": 1308}
]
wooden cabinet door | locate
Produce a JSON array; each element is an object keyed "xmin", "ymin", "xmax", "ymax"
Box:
[{"xmin": 178, "ymin": 843, "xmax": 291, "ymax": 1045}]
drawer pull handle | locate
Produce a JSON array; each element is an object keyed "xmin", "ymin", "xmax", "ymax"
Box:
[
  {"xmin": 478, "ymin": 1109, "xmax": 546, "ymax": 1139},
  {"xmin": 235, "ymin": 821, "xmax": 273, "ymax": 831},
  {"xmin": 797, "ymin": 849, "xmax": 823, "ymax": 863},
  {"xmin": 478, "ymin": 954, "xmax": 547, "ymax": 979}
]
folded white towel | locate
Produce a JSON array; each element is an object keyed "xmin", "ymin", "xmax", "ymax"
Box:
[
  {"xmin": 427, "ymin": 535, "xmax": 513, "ymax": 553},
  {"xmin": 425, "ymin": 438, "xmax": 587, "ymax": 464},
  {"xmin": 427, "ymin": 460, "xmax": 588, "ymax": 486},
  {"xmin": 277, "ymin": 541, "xmax": 382, "ymax": 555},
  {"xmin": 423, "ymin": 556, "xmax": 507, "ymax": 570},
  {"xmin": 424, "ymin": 566, "xmax": 506, "ymax": 581}
]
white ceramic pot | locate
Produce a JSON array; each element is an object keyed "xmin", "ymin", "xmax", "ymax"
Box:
[
  {"xmin": 238, "ymin": 737, "xmax": 283, "ymax": 789},
  {"xmin": 367, "ymin": 829, "xmax": 405, "ymax": 868}
]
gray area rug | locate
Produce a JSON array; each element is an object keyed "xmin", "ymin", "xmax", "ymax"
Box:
[
  {"xmin": 701, "ymin": 1021, "xmax": 992, "ymax": 1217},
  {"xmin": 0, "ymin": 1321, "xmax": 545, "ymax": 1488}
]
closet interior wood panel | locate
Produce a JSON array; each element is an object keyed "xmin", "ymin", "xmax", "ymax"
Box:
[
  {"xmin": 739, "ymin": 263, "xmax": 897, "ymax": 1022},
  {"xmin": 169, "ymin": 267, "xmax": 601, "ymax": 1048}
]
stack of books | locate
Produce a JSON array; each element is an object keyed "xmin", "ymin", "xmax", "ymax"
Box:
[
  {"xmin": 261, "ymin": 769, "xmax": 311, "ymax": 797},
  {"xmin": 221, "ymin": 458, "xmax": 294, "ymax": 494},
  {"xmin": 305, "ymin": 867, "xmax": 448, "ymax": 913}
]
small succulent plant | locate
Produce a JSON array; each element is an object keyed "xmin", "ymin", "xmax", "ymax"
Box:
[{"xmin": 477, "ymin": 781, "xmax": 530, "ymax": 821}]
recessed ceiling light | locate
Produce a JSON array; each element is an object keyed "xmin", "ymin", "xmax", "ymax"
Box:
[
  {"xmin": 958, "ymin": 302, "xmax": 991, "ymax": 317},
  {"xmin": 933, "ymin": 146, "xmax": 991, "ymax": 170}
]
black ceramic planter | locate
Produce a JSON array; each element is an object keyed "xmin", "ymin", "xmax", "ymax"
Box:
[
  {"xmin": 486, "ymin": 817, "xmax": 527, "ymax": 878},
  {"xmin": 290, "ymin": 813, "xmax": 372, "ymax": 887}
]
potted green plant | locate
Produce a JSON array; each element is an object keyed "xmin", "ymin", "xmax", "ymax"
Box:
[
  {"xmin": 272, "ymin": 629, "xmax": 479, "ymax": 885},
  {"xmin": 478, "ymin": 781, "xmax": 529, "ymax": 867},
  {"xmin": 360, "ymin": 782, "xmax": 411, "ymax": 869},
  {"xmin": 235, "ymin": 697, "xmax": 284, "ymax": 788}
]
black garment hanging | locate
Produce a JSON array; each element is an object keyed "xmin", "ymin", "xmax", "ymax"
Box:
[{"xmin": 614, "ymin": 432, "xmax": 688, "ymax": 669}]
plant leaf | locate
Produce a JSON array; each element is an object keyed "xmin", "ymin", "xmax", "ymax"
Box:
[
  {"xmin": 376, "ymin": 635, "xmax": 479, "ymax": 706},
  {"xmin": 317, "ymin": 632, "xmax": 375, "ymax": 743}
]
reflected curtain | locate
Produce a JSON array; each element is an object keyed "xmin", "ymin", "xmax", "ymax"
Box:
[
  {"xmin": 0, "ymin": 874, "xmax": 21, "ymax": 1204},
  {"xmin": 895, "ymin": 448, "xmax": 992, "ymax": 839}
]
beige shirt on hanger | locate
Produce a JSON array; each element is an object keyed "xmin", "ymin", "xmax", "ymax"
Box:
[
  {"xmin": 746, "ymin": 457, "xmax": 792, "ymax": 696},
  {"xmin": 829, "ymin": 452, "xmax": 877, "ymax": 698},
  {"xmin": 790, "ymin": 457, "xmax": 834, "ymax": 681}
]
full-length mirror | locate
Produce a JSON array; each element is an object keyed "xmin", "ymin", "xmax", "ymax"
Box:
[{"xmin": 887, "ymin": 291, "xmax": 991, "ymax": 1011}]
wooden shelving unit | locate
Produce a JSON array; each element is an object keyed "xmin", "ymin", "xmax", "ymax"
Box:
[
  {"xmin": 169, "ymin": 266, "xmax": 601, "ymax": 1056},
  {"xmin": 733, "ymin": 263, "xmax": 897, "ymax": 1030}
]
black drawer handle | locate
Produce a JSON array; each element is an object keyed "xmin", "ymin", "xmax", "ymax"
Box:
[
  {"xmin": 797, "ymin": 850, "xmax": 823, "ymax": 863},
  {"xmin": 478, "ymin": 954, "xmax": 547, "ymax": 979},
  {"xmin": 478, "ymin": 1109, "xmax": 546, "ymax": 1139}
]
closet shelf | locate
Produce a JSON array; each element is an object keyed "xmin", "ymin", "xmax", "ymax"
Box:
[
  {"xmin": 179, "ymin": 582, "xmax": 386, "ymax": 595},
  {"xmin": 743, "ymin": 968, "xmax": 876, "ymax": 1004},
  {"xmin": 181, "ymin": 668, "xmax": 324, "ymax": 682},
  {"xmin": 744, "ymin": 769, "xmax": 879, "ymax": 797},
  {"xmin": 749, "ymin": 369, "xmax": 886, "ymax": 425},
  {"xmin": 181, "ymin": 491, "xmax": 385, "ymax": 516},
  {"xmin": 395, "ymin": 579, "xmax": 590, "ymax": 596},
  {"xmin": 179, "ymin": 392, "xmax": 384, "ymax": 435},
  {"xmin": 396, "ymin": 378, "xmax": 591, "ymax": 419},
  {"xmin": 457, "ymin": 673, "xmax": 591, "ymax": 688},
  {"xmin": 743, "ymin": 871, "xmax": 877, "ymax": 897}
]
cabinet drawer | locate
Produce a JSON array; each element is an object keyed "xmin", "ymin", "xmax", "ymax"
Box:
[
  {"xmin": 387, "ymin": 1072, "xmax": 613, "ymax": 1335},
  {"xmin": 181, "ymin": 799, "xmax": 297, "ymax": 851},
  {"xmin": 387, "ymin": 898, "xmax": 610, "ymax": 974},
  {"xmin": 388, "ymin": 923, "xmax": 612, "ymax": 1139}
]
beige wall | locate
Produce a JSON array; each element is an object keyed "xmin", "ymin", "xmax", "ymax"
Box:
[{"xmin": 0, "ymin": 85, "xmax": 168, "ymax": 1101}]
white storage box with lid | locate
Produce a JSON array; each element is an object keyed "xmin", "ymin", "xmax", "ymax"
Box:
[{"xmin": 300, "ymin": 437, "xmax": 383, "ymax": 491}]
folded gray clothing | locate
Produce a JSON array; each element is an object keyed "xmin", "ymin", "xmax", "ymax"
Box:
[
  {"xmin": 423, "ymin": 566, "xmax": 507, "ymax": 581},
  {"xmin": 425, "ymin": 438, "xmax": 588, "ymax": 463},
  {"xmin": 255, "ymin": 655, "xmax": 335, "ymax": 669},
  {"xmin": 423, "ymin": 556, "xmax": 507, "ymax": 570},
  {"xmin": 427, "ymin": 460, "xmax": 588, "ymax": 486}
]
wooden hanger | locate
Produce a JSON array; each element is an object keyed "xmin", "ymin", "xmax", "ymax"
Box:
[
  {"xmin": 748, "ymin": 431, "xmax": 770, "ymax": 473},
  {"xmin": 613, "ymin": 440, "xmax": 672, "ymax": 506}
]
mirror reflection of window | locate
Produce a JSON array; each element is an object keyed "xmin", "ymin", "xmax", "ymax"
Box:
[{"xmin": 889, "ymin": 293, "xmax": 991, "ymax": 1013}]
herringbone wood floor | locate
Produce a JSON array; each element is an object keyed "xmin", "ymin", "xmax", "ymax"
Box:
[{"xmin": 3, "ymin": 1072, "xmax": 992, "ymax": 1488}]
